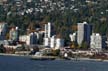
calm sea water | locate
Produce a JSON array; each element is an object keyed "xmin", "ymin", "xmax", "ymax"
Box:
[{"xmin": 0, "ymin": 56, "xmax": 108, "ymax": 71}]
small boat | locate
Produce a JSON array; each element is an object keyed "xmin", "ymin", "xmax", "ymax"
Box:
[
  {"xmin": 63, "ymin": 53, "xmax": 72, "ymax": 60},
  {"xmin": 30, "ymin": 56, "xmax": 56, "ymax": 60},
  {"xmin": 30, "ymin": 52, "xmax": 56, "ymax": 60}
]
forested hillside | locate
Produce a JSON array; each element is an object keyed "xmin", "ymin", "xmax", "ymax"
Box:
[{"xmin": 0, "ymin": 0, "xmax": 108, "ymax": 36}]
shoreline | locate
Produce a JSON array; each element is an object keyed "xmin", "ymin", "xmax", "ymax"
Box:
[
  {"xmin": 0, "ymin": 53, "xmax": 30, "ymax": 57},
  {"xmin": 70, "ymin": 57, "xmax": 108, "ymax": 62},
  {"xmin": 0, "ymin": 53, "xmax": 108, "ymax": 62}
]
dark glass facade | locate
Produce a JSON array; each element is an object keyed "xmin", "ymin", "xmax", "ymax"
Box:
[{"xmin": 84, "ymin": 24, "xmax": 92, "ymax": 46}]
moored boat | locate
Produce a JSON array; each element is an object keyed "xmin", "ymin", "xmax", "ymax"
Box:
[
  {"xmin": 30, "ymin": 52, "xmax": 56, "ymax": 60},
  {"xmin": 30, "ymin": 56, "xmax": 56, "ymax": 60}
]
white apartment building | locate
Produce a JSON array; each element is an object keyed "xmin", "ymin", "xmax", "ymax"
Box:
[
  {"xmin": 90, "ymin": 33, "xmax": 102, "ymax": 49},
  {"xmin": 44, "ymin": 22, "xmax": 51, "ymax": 38},
  {"xmin": 44, "ymin": 22, "xmax": 51, "ymax": 46},
  {"xmin": 44, "ymin": 22, "xmax": 64, "ymax": 49},
  {"xmin": 77, "ymin": 22, "xmax": 86, "ymax": 45}
]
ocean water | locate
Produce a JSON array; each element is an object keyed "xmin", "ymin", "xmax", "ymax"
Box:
[{"xmin": 0, "ymin": 56, "xmax": 108, "ymax": 71}]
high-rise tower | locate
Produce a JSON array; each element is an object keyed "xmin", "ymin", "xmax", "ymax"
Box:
[{"xmin": 77, "ymin": 22, "xmax": 92, "ymax": 46}]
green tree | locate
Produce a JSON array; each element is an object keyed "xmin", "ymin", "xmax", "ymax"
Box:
[{"xmin": 80, "ymin": 41, "xmax": 89, "ymax": 50}]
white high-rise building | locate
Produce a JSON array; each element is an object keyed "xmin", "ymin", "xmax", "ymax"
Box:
[
  {"xmin": 44, "ymin": 22, "xmax": 51, "ymax": 47},
  {"xmin": 44, "ymin": 22, "xmax": 64, "ymax": 49},
  {"xmin": 77, "ymin": 22, "xmax": 92, "ymax": 46},
  {"xmin": 77, "ymin": 22, "xmax": 86, "ymax": 45},
  {"xmin": 90, "ymin": 33, "xmax": 102, "ymax": 49},
  {"xmin": 45, "ymin": 24, "xmax": 47, "ymax": 38},
  {"xmin": 44, "ymin": 22, "xmax": 51, "ymax": 38},
  {"xmin": 48, "ymin": 22, "xmax": 51, "ymax": 38}
]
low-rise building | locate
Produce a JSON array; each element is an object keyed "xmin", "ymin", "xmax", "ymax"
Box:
[
  {"xmin": 44, "ymin": 36, "xmax": 64, "ymax": 49},
  {"xmin": 69, "ymin": 32, "xmax": 76, "ymax": 42},
  {"xmin": 55, "ymin": 38, "xmax": 64, "ymax": 49},
  {"xmin": 50, "ymin": 36, "xmax": 55, "ymax": 48},
  {"xmin": 19, "ymin": 35, "xmax": 27, "ymax": 43},
  {"xmin": 44, "ymin": 37, "xmax": 50, "ymax": 47}
]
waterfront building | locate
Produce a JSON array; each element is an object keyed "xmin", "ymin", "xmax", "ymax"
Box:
[
  {"xmin": 102, "ymin": 36, "xmax": 107, "ymax": 49},
  {"xmin": 45, "ymin": 22, "xmax": 51, "ymax": 38},
  {"xmin": 84, "ymin": 24, "xmax": 92, "ymax": 45},
  {"xmin": 19, "ymin": 35, "xmax": 27, "ymax": 43},
  {"xmin": 50, "ymin": 36, "xmax": 55, "ymax": 48},
  {"xmin": 77, "ymin": 22, "xmax": 92, "ymax": 46},
  {"xmin": 19, "ymin": 32, "xmax": 39, "ymax": 45},
  {"xmin": 0, "ymin": 22, "xmax": 7, "ymax": 40},
  {"xmin": 55, "ymin": 38, "xmax": 64, "ymax": 49},
  {"xmin": 37, "ymin": 30, "xmax": 45, "ymax": 45},
  {"xmin": 90, "ymin": 33, "xmax": 102, "ymax": 50},
  {"xmin": 69, "ymin": 32, "xmax": 77, "ymax": 42},
  {"xmin": 44, "ymin": 36, "xmax": 64, "ymax": 49},
  {"xmin": 44, "ymin": 22, "xmax": 52, "ymax": 46},
  {"xmin": 77, "ymin": 22, "xmax": 84, "ymax": 45},
  {"xmin": 44, "ymin": 38, "xmax": 50, "ymax": 47},
  {"xmin": 44, "ymin": 22, "xmax": 64, "ymax": 49},
  {"xmin": 26, "ymin": 32, "xmax": 38, "ymax": 45},
  {"xmin": 9, "ymin": 27, "xmax": 19, "ymax": 42}
]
